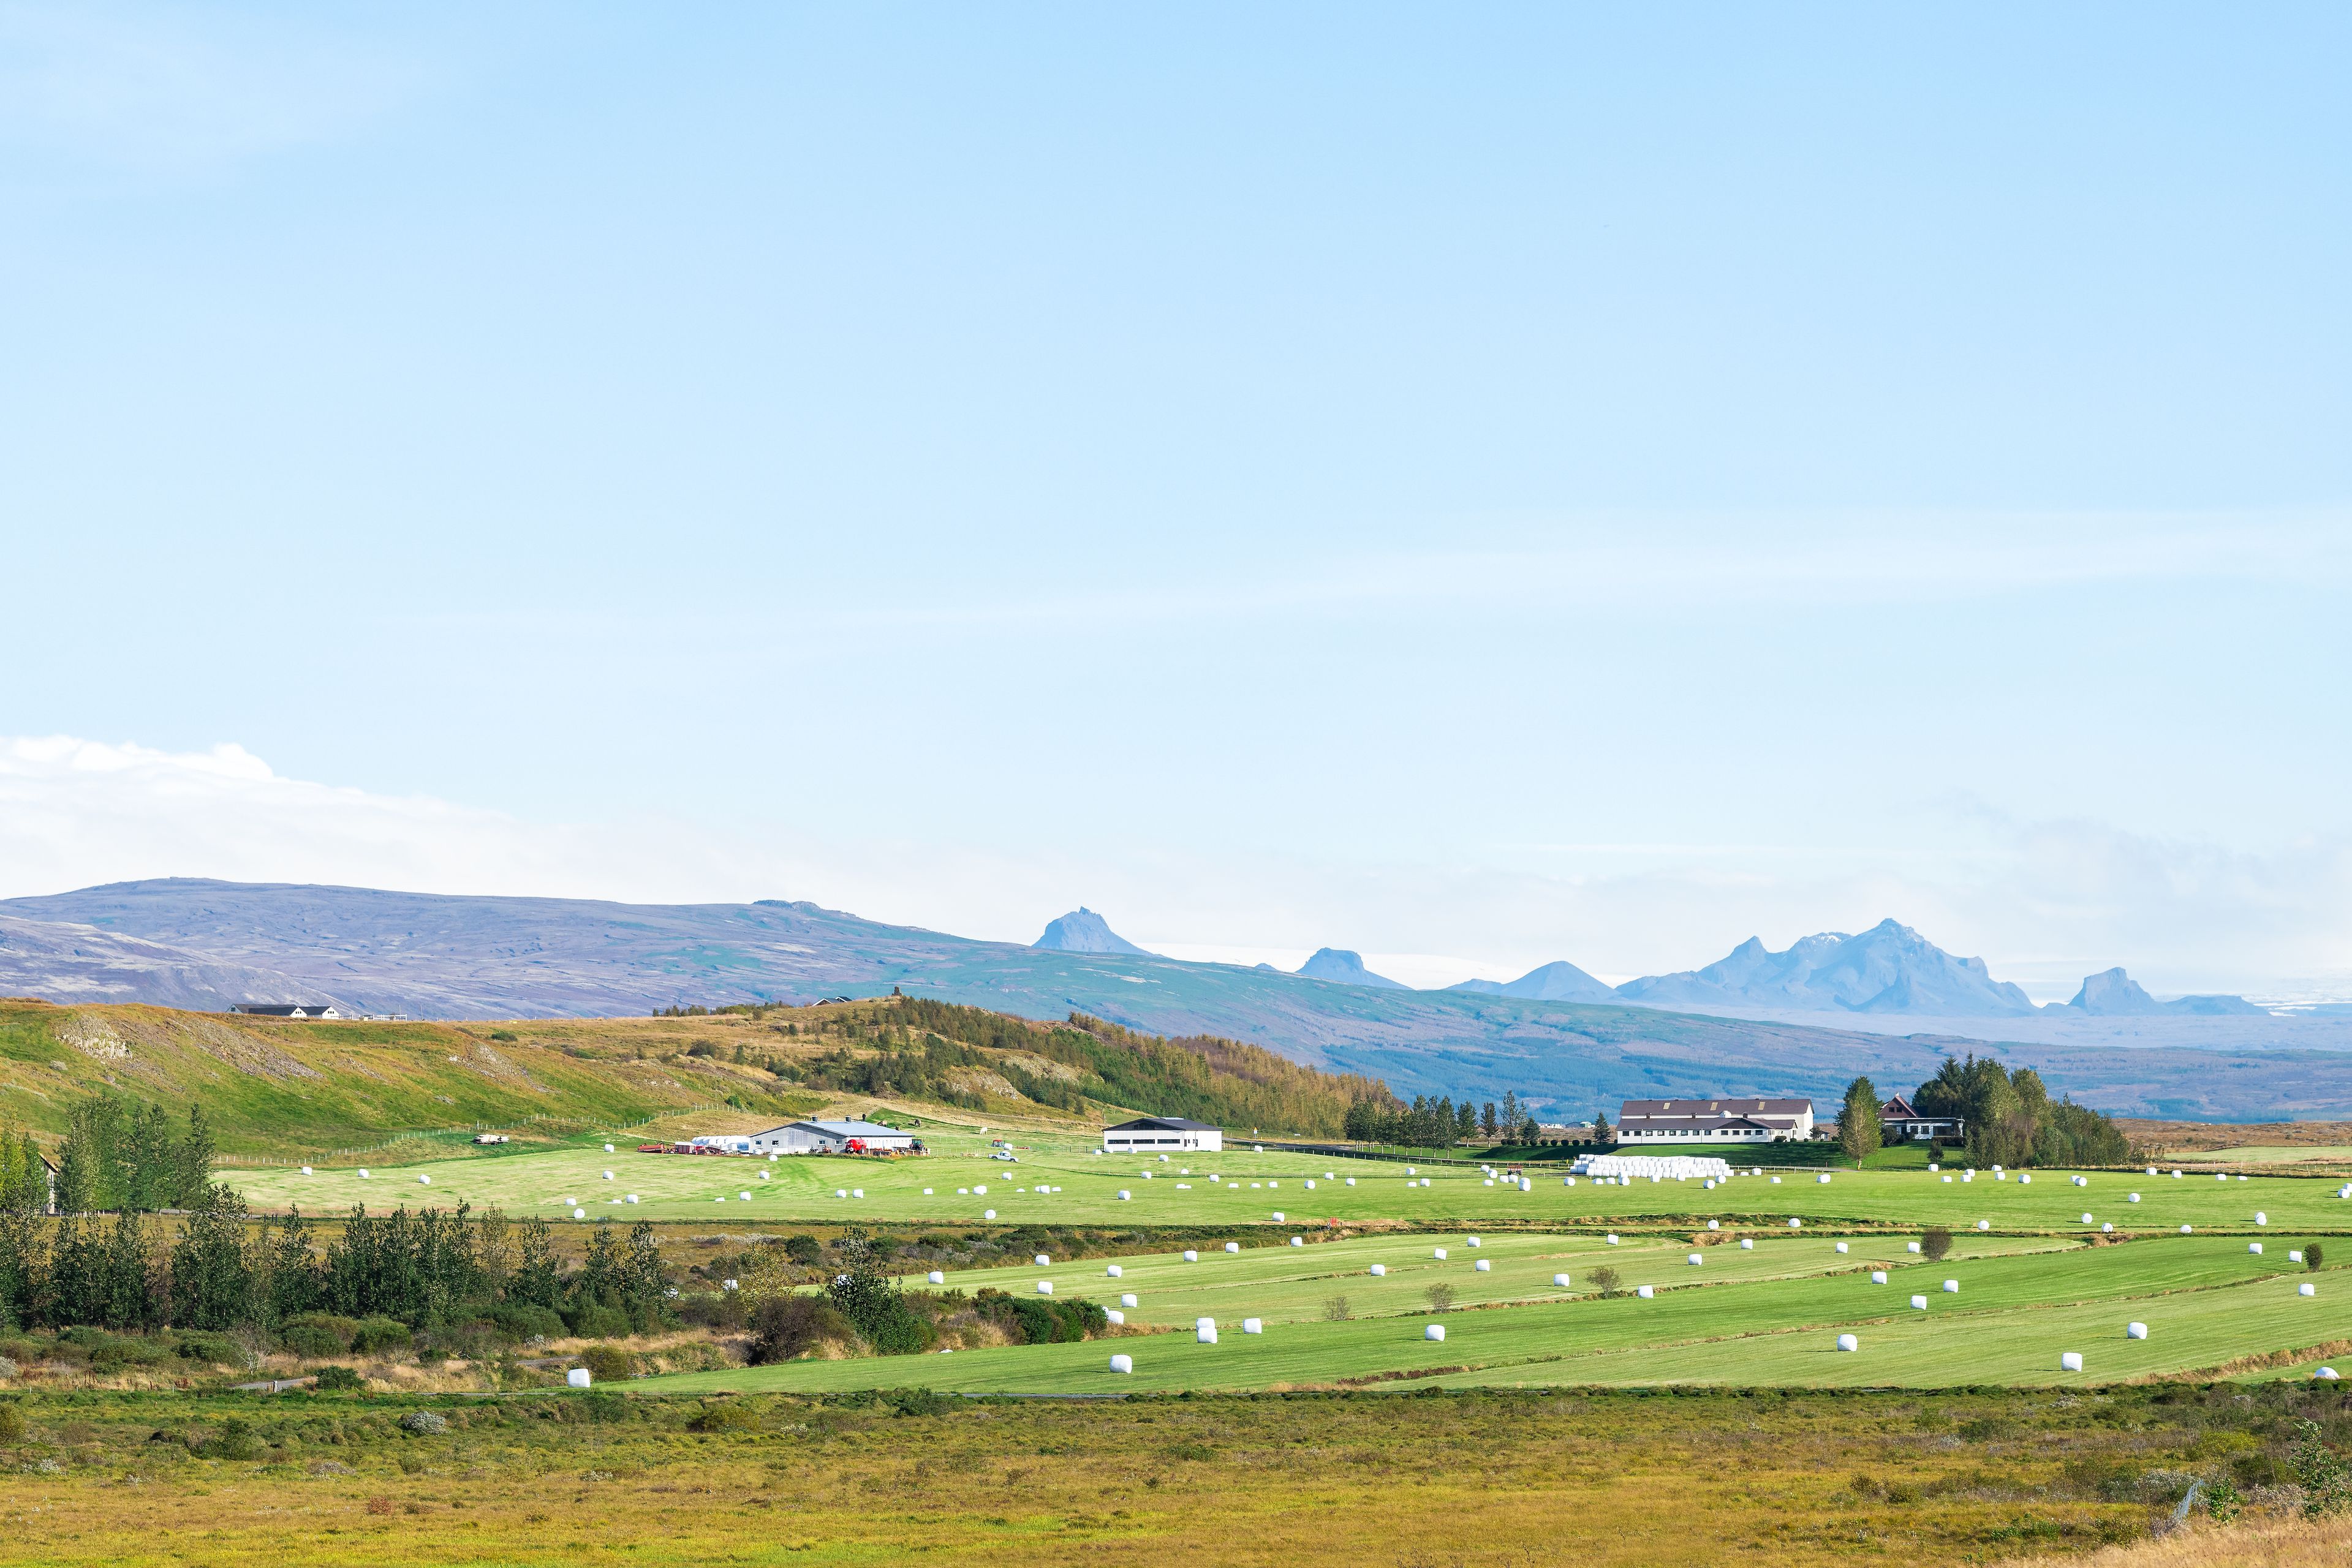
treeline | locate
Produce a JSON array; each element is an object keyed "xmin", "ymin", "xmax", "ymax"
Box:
[
  {"xmin": 0, "ymin": 1189, "xmax": 671, "ymax": 1340},
  {"xmin": 1342, "ymin": 1089, "xmax": 1543, "ymax": 1148},
  {"xmin": 1911, "ymin": 1055, "xmax": 2133, "ymax": 1167},
  {"xmin": 48, "ymin": 1098, "xmax": 216, "ymax": 1213}
]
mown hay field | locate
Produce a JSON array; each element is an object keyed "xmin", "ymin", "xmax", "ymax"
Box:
[{"xmin": 230, "ymin": 1129, "xmax": 2352, "ymax": 1232}]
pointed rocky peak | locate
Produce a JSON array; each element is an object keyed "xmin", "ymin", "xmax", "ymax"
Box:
[{"xmin": 2067, "ymin": 967, "xmax": 2165, "ymax": 1016}]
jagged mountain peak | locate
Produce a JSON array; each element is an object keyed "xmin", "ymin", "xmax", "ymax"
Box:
[{"xmin": 1032, "ymin": 907, "xmax": 1149, "ymax": 956}]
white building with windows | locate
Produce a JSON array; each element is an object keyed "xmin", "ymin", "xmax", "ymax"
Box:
[
  {"xmin": 743, "ymin": 1120, "xmax": 921, "ymax": 1154},
  {"xmin": 1102, "ymin": 1116, "xmax": 1222, "ymax": 1153},
  {"xmin": 1615, "ymin": 1097, "xmax": 1815, "ymax": 1143}
]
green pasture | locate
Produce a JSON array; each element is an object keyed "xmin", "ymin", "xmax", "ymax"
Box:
[
  {"xmin": 649, "ymin": 1235, "xmax": 2345, "ymax": 1396},
  {"xmin": 893, "ymin": 1229, "xmax": 2074, "ymax": 1329},
  {"xmin": 2171, "ymin": 1144, "xmax": 2352, "ymax": 1164},
  {"xmin": 231, "ymin": 1126, "xmax": 2352, "ymax": 1233}
]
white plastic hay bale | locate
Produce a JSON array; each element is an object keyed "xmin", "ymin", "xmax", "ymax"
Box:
[
  {"xmin": 627, "ymin": 1194, "xmax": 638, "ymax": 1204},
  {"xmin": 1424, "ymin": 1324, "xmax": 1446, "ymax": 1341},
  {"xmin": 2126, "ymin": 1322, "xmax": 2147, "ymax": 1340},
  {"xmin": 1290, "ymin": 1237, "xmax": 1304, "ymax": 1248},
  {"xmin": 1242, "ymin": 1318, "xmax": 1262, "ymax": 1335},
  {"xmin": 1704, "ymin": 1180, "xmax": 1715, "ymax": 1190},
  {"xmin": 1225, "ymin": 1242, "xmax": 1241, "ymax": 1254},
  {"xmin": 1928, "ymin": 1163, "xmax": 1940, "ymax": 1173},
  {"xmin": 852, "ymin": 1188, "xmax": 863, "ymax": 1198},
  {"xmin": 2019, "ymin": 1174, "xmax": 2031, "ymax": 1185},
  {"xmin": 1910, "ymin": 1294, "xmax": 1928, "ymax": 1310},
  {"xmin": 2300, "ymin": 1282, "xmax": 2317, "ymax": 1297},
  {"xmin": 1271, "ymin": 1211, "xmax": 1285, "ymax": 1221},
  {"xmin": 1942, "ymin": 1176, "xmax": 1953, "ymax": 1185},
  {"xmin": 1817, "ymin": 1174, "xmax": 1831, "ymax": 1185},
  {"xmin": 1432, "ymin": 1247, "xmax": 1448, "ymax": 1260},
  {"xmin": 2074, "ymin": 1175, "xmax": 2087, "ymax": 1187},
  {"xmin": 301, "ymin": 1165, "xmax": 313, "ymax": 1175},
  {"xmin": 2180, "ymin": 1224, "xmax": 2193, "ymax": 1234},
  {"xmin": 573, "ymin": 1208, "xmax": 586, "ymax": 1219},
  {"xmin": 2100, "ymin": 1223, "xmax": 2112, "ymax": 1232},
  {"xmin": 1369, "ymin": 1262, "xmax": 1388, "ymax": 1276},
  {"xmin": 723, "ymin": 1278, "xmax": 738, "ymax": 1291},
  {"xmin": 984, "ymin": 1208, "xmax": 997, "ymax": 1219},
  {"xmin": 740, "ymin": 1191, "xmax": 752, "ymax": 1200},
  {"xmin": 1771, "ymin": 1177, "xmax": 1782, "ymax": 1185},
  {"xmin": 568, "ymin": 1368, "xmax": 592, "ymax": 1389},
  {"xmin": 1707, "ymin": 1219, "xmax": 1720, "ymax": 1231},
  {"xmin": 1907, "ymin": 1241, "xmax": 1920, "ymax": 1253},
  {"xmin": 1421, "ymin": 1178, "xmax": 1432, "ymax": 1188},
  {"xmin": 958, "ymin": 1186, "xmax": 969, "ymax": 1195},
  {"xmin": 1521, "ymin": 1178, "xmax": 1533, "ymax": 1192},
  {"xmin": 2129, "ymin": 1193, "xmax": 2140, "ymax": 1203},
  {"xmin": 1483, "ymin": 1179, "xmax": 1495, "ymax": 1187},
  {"xmin": 1992, "ymin": 1164, "xmax": 2003, "ymax": 1174},
  {"xmin": 418, "ymin": 1174, "xmax": 431, "ymax": 1185},
  {"xmin": 974, "ymin": 1184, "xmax": 988, "ymax": 1194},
  {"xmin": 836, "ymin": 1188, "xmax": 848, "ymax": 1199},
  {"xmin": 1121, "ymin": 1292, "xmax": 1138, "ymax": 1308},
  {"xmin": 1834, "ymin": 1242, "xmax": 1848, "ymax": 1254},
  {"xmin": 1976, "ymin": 1220, "xmax": 1991, "ymax": 1232},
  {"xmin": 2316, "ymin": 1366, "xmax": 2340, "ymax": 1380},
  {"xmin": 2291, "ymin": 1250, "xmax": 2305, "ymax": 1263},
  {"xmin": 1739, "ymin": 1238, "xmax": 1754, "ymax": 1251},
  {"xmin": 1117, "ymin": 1190, "xmax": 1131, "ymax": 1200},
  {"xmin": 2217, "ymin": 1172, "xmax": 2228, "ymax": 1183},
  {"xmin": 2250, "ymin": 1242, "xmax": 2264, "ymax": 1254},
  {"xmin": 1184, "ymin": 1250, "xmax": 1199, "ymax": 1262},
  {"xmin": 1554, "ymin": 1273, "xmax": 1571, "ymax": 1287},
  {"xmin": 1109, "ymin": 1352, "xmax": 1133, "ymax": 1373},
  {"xmin": 1870, "ymin": 1270, "xmax": 1888, "ymax": 1284},
  {"xmin": 1685, "ymin": 1254, "xmax": 1701, "ymax": 1267},
  {"xmin": 763, "ymin": 1173, "xmax": 773, "ymax": 1182},
  {"xmin": 1788, "ymin": 1219, "xmax": 1802, "ymax": 1229},
  {"xmin": 1478, "ymin": 1259, "xmax": 1494, "ymax": 1272},
  {"xmin": 2172, "ymin": 1170, "xmax": 2182, "ymax": 1178},
  {"xmin": 2060, "ymin": 1352, "xmax": 2083, "ymax": 1373},
  {"xmin": 1943, "ymin": 1280, "xmax": 1959, "ymax": 1293},
  {"xmin": 1035, "ymin": 1253, "xmax": 1051, "ymax": 1265},
  {"xmin": 1961, "ymin": 1171, "xmax": 1972, "ymax": 1183},
  {"xmin": 928, "ymin": 1270, "xmax": 946, "ymax": 1284},
  {"xmin": 1467, "ymin": 1235, "xmax": 1481, "ymax": 1248},
  {"xmin": 1636, "ymin": 1285, "xmax": 1654, "ymax": 1298},
  {"xmin": 1305, "ymin": 1180, "xmax": 1315, "ymax": 1190},
  {"xmin": 1345, "ymin": 1177, "xmax": 1357, "ymax": 1186},
  {"xmin": 1197, "ymin": 1324, "xmax": 1218, "ymax": 1345},
  {"xmin": 1035, "ymin": 1281, "xmax": 1053, "ymax": 1295},
  {"xmin": 1606, "ymin": 1234, "xmax": 1620, "ymax": 1245},
  {"xmin": 2082, "ymin": 1213, "xmax": 2093, "ymax": 1224},
  {"xmin": 1106, "ymin": 1264, "xmax": 1122, "ymax": 1277},
  {"xmin": 1836, "ymin": 1333, "xmax": 1859, "ymax": 1352},
  {"xmin": 2256, "ymin": 1212, "xmax": 2268, "ymax": 1226},
  {"xmin": 2146, "ymin": 1166, "xmax": 2158, "ymax": 1176}
]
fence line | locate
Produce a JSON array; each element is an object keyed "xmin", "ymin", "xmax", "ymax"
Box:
[{"xmin": 213, "ymin": 1102, "xmax": 726, "ymax": 1167}]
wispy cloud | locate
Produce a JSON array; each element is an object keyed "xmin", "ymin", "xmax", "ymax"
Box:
[{"xmin": 0, "ymin": 2, "xmax": 424, "ymax": 169}]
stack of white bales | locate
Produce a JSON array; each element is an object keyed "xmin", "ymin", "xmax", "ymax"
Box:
[{"xmin": 1570, "ymin": 1153, "xmax": 1734, "ymax": 1182}]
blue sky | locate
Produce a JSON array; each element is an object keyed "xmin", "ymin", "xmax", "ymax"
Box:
[{"xmin": 2, "ymin": 4, "xmax": 2348, "ymax": 999}]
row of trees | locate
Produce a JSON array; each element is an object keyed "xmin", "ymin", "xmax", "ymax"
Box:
[
  {"xmin": 0, "ymin": 1194, "xmax": 671, "ymax": 1338},
  {"xmin": 1341, "ymin": 1091, "xmax": 1543, "ymax": 1148},
  {"xmin": 50, "ymin": 1098, "xmax": 217, "ymax": 1215},
  {"xmin": 1837, "ymin": 1056, "xmax": 2133, "ymax": 1167}
]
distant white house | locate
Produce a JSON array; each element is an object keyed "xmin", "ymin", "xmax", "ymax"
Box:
[
  {"xmin": 1102, "ymin": 1116, "xmax": 1222, "ymax": 1153},
  {"xmin": 744, "ymin": 1120, "xmax": 921, "ymax": 1155},
  {"xmin": 1615, "ymin": 1098, "xmax": 1815, "ymax": 1143},
  {"xmin": 229, "ymin": 1003, "xmax": 345, "ymax": 1019}
]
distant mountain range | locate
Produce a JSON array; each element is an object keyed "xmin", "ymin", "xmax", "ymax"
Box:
[
  {"xmin": 0, "ymin": 880, "xmax": 2335, "ymax": 1119},
  {"xmin": 2065, "ymin": 966, "xmax": 2267, "ymax": 1017}
]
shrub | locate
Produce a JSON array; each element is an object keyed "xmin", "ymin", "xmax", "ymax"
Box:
[
  {"xmin": 566, "ymin": 1301, "xmax": 633, "ymax": 1340},
  {"xmin": 398, "ymin": 1409, "xmax": 449, "ymax": 1436},
  {"xmin": 2308, "ymin": 1241, "xmax": 2325, "ymax": 1272},
  {"xmin": 2204, "ymin": 1476, "xmax": 2243, "ymax": 1523},
  {"xmin": 1587, "ymin": 1266, "xmax": 1624, "ymax": 1298},
  {"xmin": 1322, "ymin": 1295, "xmax": 1352, "ymax": 1321},
  {"xmin": 783, "ymin": 1234, "xmax": 823, "ymax": 1265},
  {"xmin": 0, "ymin": 1403, "xmax": 25, "ymax": 1446},
  {"xmin": 483, "ymin": 1303, "xmax": 568, "ymax": 1344},
  {"xmin": 283, "ymin": 1313, "xmax": 361, "ymax": 1352},
  {"xmin": 202, "ymin": 1417, "xmax": 268, "ymax": 1460},
  {"xmin": 1919, "ymin": 1227, "xmax": 1954, "ymax": 1262},
  {"xmin": 349, "ymin": 1318, "xmax": 414, "ymax": 1357},
  {"xmin": 1424, "ymin": 1284, "xmax": 1456, "ymax": 1313},
  {"xmin": 312, "ymin": 1366, "xmax": 365, "ymax": 1392},
  {"xmin": 686, "ymin": 1400, "xmax": 755, "ymax": 1433},
  {"xmin": 2289, "ymin": 1420, "xmax": 2350, "ymax": 1519},
  {"xmin": 746, "ymin": 1296, "xmax": 855, "ymax": 1365},
  {"xmin": 581, "ymin": 1345, "xmax": 635, "ymax": 1382},
  {"xmin": 175, "ymin": 1333, "xmax": 241, "ymax": 1367}
]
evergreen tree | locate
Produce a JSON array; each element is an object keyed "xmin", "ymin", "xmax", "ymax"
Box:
[
  {"xmin": 508, "ymin": 1216, "xmax": 562, "ymax": 1310},
  {"xmin": 1454, "ymin": 1101, "xmax": 1478, "ymax": 1142},
  {"xmin": 99, "ymin": 1212, "xmax": 159, "ymax": 1330},
  {"xmin": 266, "ymin": 1207, "xmax": 324, "ymax": 1324},
  {"xmin": 1500, "ymin": 1091, "xmax": 1521, "ymax": 1136},
  {"xmin": 172, "ymin": 1188, "xmax": 255, "ymax": 1330},
  {"xmin": 1592, "ymin": 1106, "xmax": 1612, "ymax": 1144},
  {"xmin": 1480, "ymin": 1101, "xmax": 1499, "ymax": 1138},
  {"xmin": 175, "ymin": 1106, "xmax": 217, "ymax": 1209}
]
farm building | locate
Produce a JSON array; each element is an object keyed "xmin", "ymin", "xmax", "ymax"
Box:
[
  {"xmin": 744, "ymin": 1120, "xmax": 921, "ymax": 1155},
  {"xmin": 228, "ymin": 1003, "xmax": 346, "ymax": 1019},
  {"xmin": 1615, "ymin": 1097, "xmax": 1815, "ymax": 1143},
  {"xmin": 1878, "ymin": 1093, "xmax": 1964, "ymax": 1143},
  {"xmin": 1102, "ymin": 1116, "xmax": 1222, "ymax": 1153}
]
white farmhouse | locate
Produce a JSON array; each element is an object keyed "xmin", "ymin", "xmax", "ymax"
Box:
[
  {"xmin": 1102, "ymin": 1116, "xmax": 1222, "ymax": 1153},
  {"xmin": 1615, "ymin": 1097, "xmax": 1815, "ymax": 1144}
]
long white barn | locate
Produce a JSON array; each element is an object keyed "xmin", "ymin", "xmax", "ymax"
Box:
[
  {"xmin": 1102, "ymin": 1116, "xmax": 1222, "ymax": 1153},
  {"xmin": 1616, "ymin": 1097, "xmax": 1815, "ymax": 1143}
]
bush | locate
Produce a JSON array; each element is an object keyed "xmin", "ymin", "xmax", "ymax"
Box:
[
  {"xmin": 398, "ymin": 1409, "xmax": 449, "ymax": 1436},
  {"xmin": 746, "ymin": 1296, "xmax": 855, "ymax": 1365},
  {"xmin": 1587, "ymin": 1266, "xmax": 1623, "ymax": 1298},
  {"xmin": 312, "ymin": 1366, "xmax": 365, "ymax": 1391},
  {"xmin": 175, "ymin": 1333, "xmax": 241, "ymax": 1367},
  {"xmin": 0, "ymin": 1403, "xmax": 25, "ymax": 1446},
  {"xmin": 686, "ymin": 1400, "xmax": 756, "ymax": 1433},
  {"xmin": 202, "ymin": 1417, "xmax": 268, "ymax": 1460},
  {"xmin": 283, "ymin": 1313, "xmax": 361, "ymax": 1354},
  {"xmin": 1919, "ymin": 1227, "xmax": 1954, "ymax": 1262},
  {"xmin": 783, "ymin": 1234, "xmax": 823, "ymax": 1265},
  {"xmin": 2308, "ymin": 1241, "xmax": 2325, "ymax": 1272},
  {"xmin": 565, "ymin": 1301, "xmax": 633, "ymax": 1340},
  {"xmin": 348, "ymin": 1317, "xmax": 414, "ymax": 1357},
  {"xmin": 581, "ymin": 1344, "xmax": 636, "ymax": 1382},
  {"xmin": 482, "ymin": 1303, "xmax": 568, "ymax": 1344}
]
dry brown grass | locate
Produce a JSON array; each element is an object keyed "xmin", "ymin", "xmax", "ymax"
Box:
[{"xmin": 2005, "ymin": 1514, "xmax": 2352, "ymax": 1567}]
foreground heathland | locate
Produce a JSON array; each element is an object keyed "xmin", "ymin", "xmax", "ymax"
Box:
[{"xmin": 0, "ymin": 1382, "xmax": 2345, "ymax": 1567}]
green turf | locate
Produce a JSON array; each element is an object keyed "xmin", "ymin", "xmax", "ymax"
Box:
[
  {"xmin": 648, "ymin": 1237, "xmax": 2343, "ymax": 1396},
  {"xmin": 229, "ymin": 1126, "xmax": 2352, "ymax": 1233}
]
